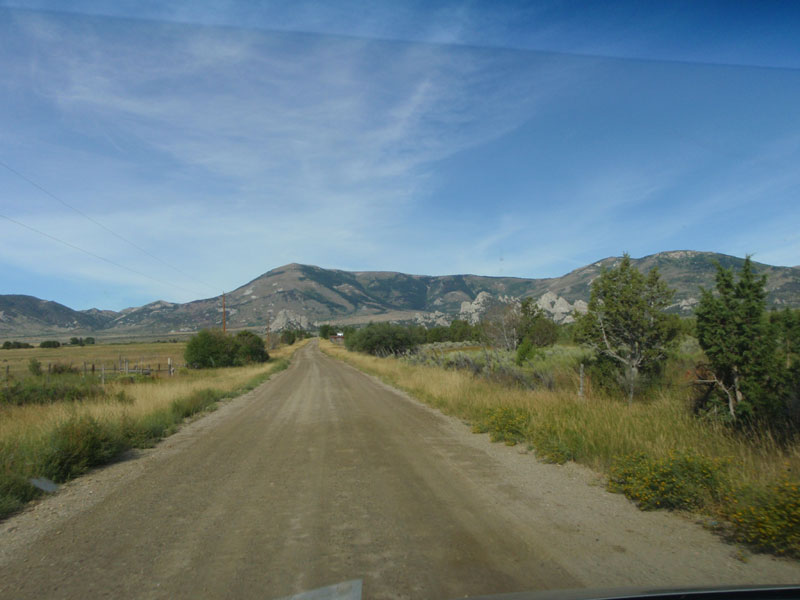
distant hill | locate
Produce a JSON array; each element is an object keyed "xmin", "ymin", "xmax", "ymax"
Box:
[
  {"xmin": 0, "ymin": 295, "xmax": 116, "ymax": 336},
  {"xmin": 1, "ymin": 251, "xmax": 798, "ymax": 339}
]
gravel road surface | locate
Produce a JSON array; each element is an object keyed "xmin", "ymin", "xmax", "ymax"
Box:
[{"xmin": 2, "ymin": 341, "xmax": 798, "ymax": 599}]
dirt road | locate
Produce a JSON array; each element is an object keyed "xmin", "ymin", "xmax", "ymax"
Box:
[{"xmin": 2, "ymin": 341, "xmax": 798, "ymax": 599}]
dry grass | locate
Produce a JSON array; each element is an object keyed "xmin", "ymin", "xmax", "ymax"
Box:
[
  {"xmin": 0, "ymin": 341, "xmax": 188, "ymax": 379},
  {"xmin": 0, "ymin": 342, "xmax": 300, "ymax": 447}
]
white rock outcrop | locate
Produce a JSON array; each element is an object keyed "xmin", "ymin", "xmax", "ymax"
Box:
[
  {"xmin": 271, "ymin": 309, "xmax": 309, "ymax": 331},
  {"xmin": 459, "ymin": 291, "xmax": 496, "ymax": 324},
  {"xmin": 537, "ymin": 292, "xmax": 587, "ymax": 324}
]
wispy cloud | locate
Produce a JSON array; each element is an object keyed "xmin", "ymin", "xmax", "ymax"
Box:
[{"xmin": 1, "ymin": 5, "xmax": 798, "ymax": 310}]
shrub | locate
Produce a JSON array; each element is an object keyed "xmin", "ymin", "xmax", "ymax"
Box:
[
  {"xmin": 234, "ymin": 330, "xmax": 269, "ymax": 364},
  {"xmin": 280, "ymin": 330, "xmax": 297, "ymax": 345},
  {"xmin": 345, "ymin": 323, "xmax": 418, "ymax": 356},
  {"xmin": 28, "ymin": 357, "xmax": 43, "ymax": 376},
  {"xmin": 608, "ymin": 451, "xmax": 727, "ymax": 511},
  {"xmin": 170, "ymin": 389, "xmax": 223, "ymax": 419},
  {"xmin": 0, "ymin": 378, "xmax": 106, "ymax": 406},
  {"xmin": 185, "ymin": 329, "xmax": 268, "ymax": 368},
  {"xmin": 531, "ymin": 425, "xmax": 584, "ymax": 464},
  {"xmin": 39, "ymin": 340, "xmax": 61, "ymax": 348},
  {"xmin": 51, "ymin": 362, "xmax": 79, "ymax": 374},
  {"xmin": 41, "ymin": 416, "xmax": 127, "ymax": 482},
  {"xmin": 472, "ymin": 407, "xmax": 529, "ymax": 446},
  {"xmin": 515, "ymin": 337, "xmax": 540, "ymax": 365},
  {"xmin": 727, "ymin": 478, "xmax": 800, "ymax": 557},
  {"xmin": 2, "ymin": 341, "xmax": 33, "ymax": 349},
  {"xmin": 0, "ymin": 472, "xmax": 41, "ymax": 516}
]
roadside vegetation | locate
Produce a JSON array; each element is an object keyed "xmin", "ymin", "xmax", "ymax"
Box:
[
  {"xmin": 0, "ymin": 335, "xmax": 303, "ymax": 520},
  {"xmin": 322, "ymin": 256, "xmax": 800, "ymax": 558}
]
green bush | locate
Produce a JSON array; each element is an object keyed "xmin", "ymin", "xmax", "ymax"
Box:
[
  {"xmin": 472, "ymin": 407, "xmax": 529, "ymax": 445},
  {"xmin": 345, "ymin": 323, "xmax": 418, "ymax": 356},
  {"xmin": 170, "ymin": 389, "xmax": 223, "ymax": 419},
  {"xmin": 41, "ymin": 416, "xmax": 127, "ymax": 483},
  {"xmin": 185, "ymin": 329, "xmax": 268, "ymax": 368},
  {"xmin": 2, "ymin": 341, "xmax": 33, "ymax": 349},
  {"xmin": 531, "ymin": 425, "xmax": 584, "ymax": 464},
  {"xmin": 0, "ymin": 472, "xmax": 41, "ymax": 516},
  {"xmin": 234, "ymin": 330, "xmax": 269, "ymax": 364},
  {"xmin": 28, "ymin": 358, "xmax": 43, "ymax": 376},
  {"xmin": 608, "ymin": 451, "xmax": 727, "ymax": 511},
  {"xmin": 727, "ymin": 478, "xmax": 800, "ymax": 557},
  {"xmin": 0, "ymin": 377, "xmax": 106, "ymax": 406},
  {"xmin": 39, "ymin": 340, "xmax": 61, "ymax": 348}
]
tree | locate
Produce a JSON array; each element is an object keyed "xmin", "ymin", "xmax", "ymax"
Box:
[
  {"xmin": 695, "ymin": 257, "xmax": 783, "ymax": 424},
  {"xmin": 345, "ymin": 323, "xmax": 418, "ymax": 356},
  {"xmin": 39, "ymin": 340, "xmax": 61, "ymax": 348},
  {"xmin": 449, "ymin": 319, "xmax": 480, "ymax": 342},
  {"xmin": 480, "ymin": 303, "xmax": 521, "ymax": 351},
  {"xmin": 280, "ymin": 330, "xmax": 297, "ymax": 345},
  {"xmin": 575, "ymin": 254, "xmax": 679, "ymax": 403},
  {"xmin": 319, "ymin": 324, "xmax": 338, "ymax": 338},
  {"xmin": 28, "ymin": 358, "xmax": 43, "ymax": 376},
  {"xmin": 185, "ymin": 329, "xmax": 235, "ymax": 368},
  {"xmin": 519, "ymin": 299, "xmax": 558, "ymax": 346},
  {"xmin": 185, "ymin": 329, "xmax": 269, "ymax": 368},
  {"xmin": 234, "ymin": 330, "xmax": 269, "ymax": 364},
  {"xmin": 515, "ymin": 299, "xmax": 558, "ymax": 364},
  {"xmin": 771, "ymin": 308, "xmax": 800, "ymax": 369}
]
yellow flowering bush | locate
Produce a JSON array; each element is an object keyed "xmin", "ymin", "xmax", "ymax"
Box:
[
  {"xmin": 472, "ymin": 406, "xmax": 530, "ymax": 445},
  {"xmin": 608, "ymin": 451, "xmax": 727, "ymax": 510},
  {"xmin": 727, "ymin": 478, "xmax": 800, "ymax": 557}
]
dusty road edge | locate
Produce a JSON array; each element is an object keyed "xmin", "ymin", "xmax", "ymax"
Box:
[{"xmin": 318, "ymin": 344, "xmax": 800, "ymax": 570}]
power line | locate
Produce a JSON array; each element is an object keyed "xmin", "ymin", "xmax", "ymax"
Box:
[
  {"xmin": 0, "ymin": 158, "xmax": 219, "ymax": 292},
  {"xmin": 0, "ymin": 212, "xmax": 208, "ymax": 298}
]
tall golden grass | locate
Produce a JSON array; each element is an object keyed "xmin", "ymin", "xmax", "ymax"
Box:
[{"xmin": 0, "ymin": 342, "xmax": 301, "ymax": 448}]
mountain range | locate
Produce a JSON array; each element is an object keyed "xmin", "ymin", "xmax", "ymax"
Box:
[{"xmin": 1, "ymin": 251, "xmax": 798, "ymax": 340}]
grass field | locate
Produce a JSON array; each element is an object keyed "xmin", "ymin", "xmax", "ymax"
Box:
[
  {"xmin": 0, "ymin": 341, "xmax": 188, "ymax": 379},
  {"xmin": 320, "ymin": 340, "xmax": 800, "ymax": 558},
  {"xmin": 0, "ymin": 340, "xmax": 306, "ymax": 519}
]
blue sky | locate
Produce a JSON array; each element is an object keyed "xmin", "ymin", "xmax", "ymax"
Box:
[{"xmin": 1, "ymin": 1, "xmax": 799, "ymax": 310}]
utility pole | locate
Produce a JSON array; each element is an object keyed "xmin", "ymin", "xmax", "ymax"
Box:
[{"xmin": 222, "ymin": 292, "xmax": 227, "ymax": 333}]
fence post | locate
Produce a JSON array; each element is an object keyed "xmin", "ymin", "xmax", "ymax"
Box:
[
  {"xmin": 579, "ymin": 363, "xmax": 585, "ymax": 399},
  {"xmin": 125, "ymin": 359, "xmax": 129, "ymax": 374},
  {"xmin": 101, "ymin": 364, "xmax": 105, "ymax": 387}
]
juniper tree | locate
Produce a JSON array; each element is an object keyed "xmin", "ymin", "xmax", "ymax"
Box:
[
  {"xmin": 575, "ymin": 254, "xmax": 679, "ymax": 404},
  {"xmin": 695, "ymin": 257, "xmax": 780, "ymax": 423}
]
